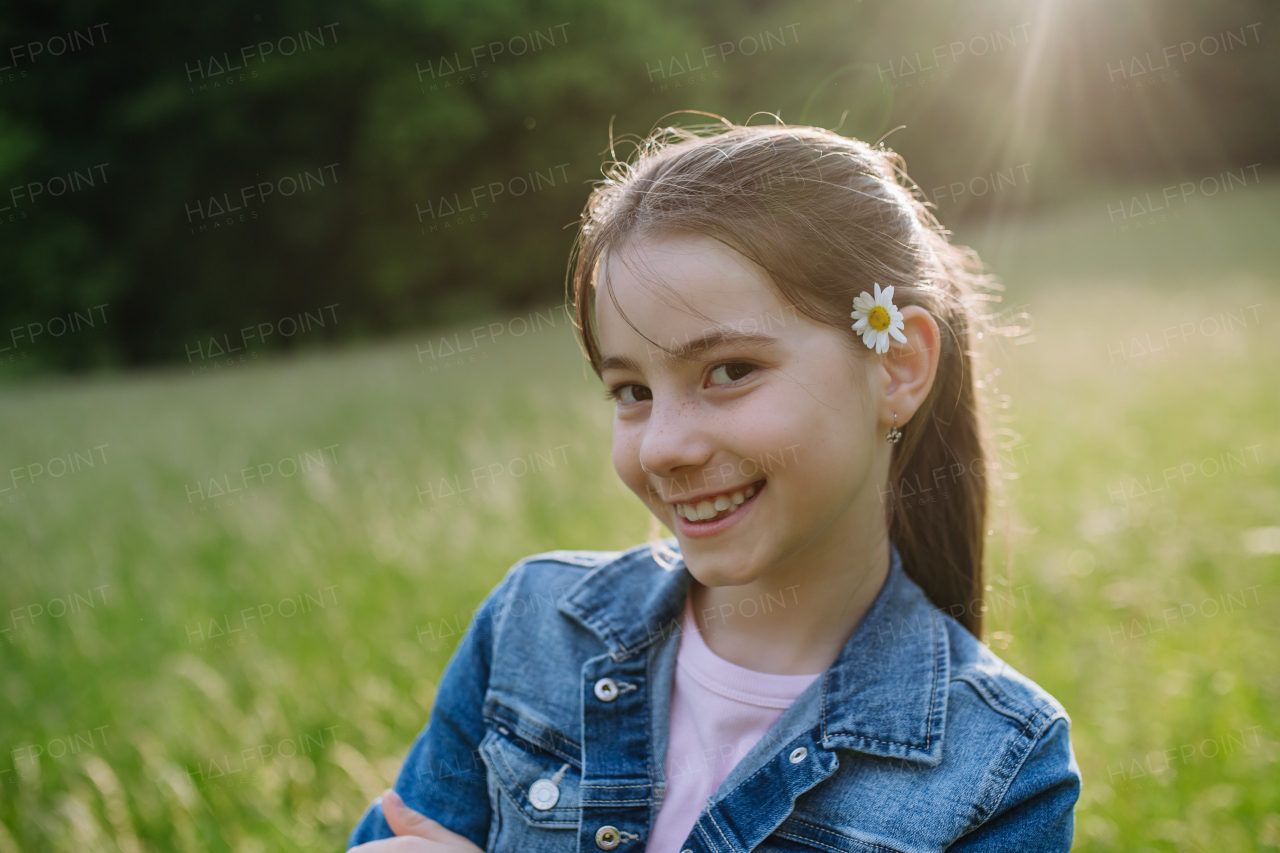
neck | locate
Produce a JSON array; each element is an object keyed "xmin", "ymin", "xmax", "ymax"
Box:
[{"xmin": 689, "ymin": 521, "xmax": 892, "ymax": 676}]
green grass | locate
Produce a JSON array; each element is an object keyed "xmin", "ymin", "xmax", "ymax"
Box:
[{"xmin": 2, "ymin": 182, "xmax": 1279, "ymax": 851}]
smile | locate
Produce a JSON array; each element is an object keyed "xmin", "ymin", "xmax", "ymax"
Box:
[{"xmin": 672, "ymin": 479, "xmax": 766, "ymax": 523}]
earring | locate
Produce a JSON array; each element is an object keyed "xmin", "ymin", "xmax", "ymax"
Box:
[{"xmin": 885, "ymin": 413, "xmax": 903, "ymax": 444}]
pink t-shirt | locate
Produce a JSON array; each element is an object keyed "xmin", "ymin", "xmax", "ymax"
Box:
[{"xmin": 646, "ymin": 595, "xmax": 822, "ymax": 853}]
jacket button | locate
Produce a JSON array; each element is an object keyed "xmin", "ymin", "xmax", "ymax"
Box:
[
  {"xmin": 528, "ymin": 778, "xmax": 560, "ymax": 810},
  {"xmin": 593, "ymin": 677, "xmax": 620, "ymax": 702},
  {"xmin": 595, "ymin": 825, "xmax": 622, "ymax": 850},
  {"xmin": 789, "ymin": 747, "xmax": 808, "ymax": 763}
]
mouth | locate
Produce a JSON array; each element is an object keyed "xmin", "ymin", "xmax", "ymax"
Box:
[{"xmin": 671, "ymin": 478, "xmax": 767, "ymax": 524}]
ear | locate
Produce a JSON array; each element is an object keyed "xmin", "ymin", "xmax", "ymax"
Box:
[{"xmin": 878, "ymin": 306, "xmax": 941, "ymax": 428}]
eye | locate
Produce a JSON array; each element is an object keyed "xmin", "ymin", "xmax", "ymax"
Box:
[
  {"xmin": 708, "ymin": 362, "xmax": 755, "ymax": 386},
  {"xmin": 605, "ymin": 383, "xmax": 652, "ymax": 404}
]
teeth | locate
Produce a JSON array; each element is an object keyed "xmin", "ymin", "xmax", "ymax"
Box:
[{"xmin": 676, "ymin": 481, "xmax": 762, "ymax": 523}]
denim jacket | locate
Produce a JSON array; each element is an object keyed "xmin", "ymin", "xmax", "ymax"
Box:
[{"xmin": 349, "ymin": 539, "xmax": 1080, "ymax": 852}]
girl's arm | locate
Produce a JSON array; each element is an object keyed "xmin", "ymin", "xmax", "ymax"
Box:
[
  {"xmin": 347, "ymin": 580, "xmax": 506, "ymax": 850},
  {"xmin": 946, "ymin": 717, "xmax": 1081, "ymax": 852}
]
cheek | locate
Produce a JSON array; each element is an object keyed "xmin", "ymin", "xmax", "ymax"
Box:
[
  {"xmin": 757, "ymin": 368, "xmax": 875, "ymax": 496},
  {"xmin": 611, "ymin": 421, "xmax": 644, "ymax": 488}
]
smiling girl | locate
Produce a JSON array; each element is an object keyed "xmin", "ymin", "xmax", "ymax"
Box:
[{"xmin": 349, "ymin": 121, "xmax": 1080, "ymax": 853}]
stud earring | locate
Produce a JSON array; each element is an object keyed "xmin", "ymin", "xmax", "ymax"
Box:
[{"xmin": 886, "ymin": 413, "xmax": 903, "ymax": 444}]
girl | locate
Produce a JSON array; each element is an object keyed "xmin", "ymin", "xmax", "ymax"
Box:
[{"xmin": 349, "ymin": 121, "xmax": 1080, "ymax": 853}]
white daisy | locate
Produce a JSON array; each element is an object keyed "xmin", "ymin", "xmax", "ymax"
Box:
[{"xmin": 850, "ymin": 282, "xmax": 907, "ymax": 354}]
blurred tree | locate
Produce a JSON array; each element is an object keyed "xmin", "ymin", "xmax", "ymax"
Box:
[{"xmin": 0, "ymin": 0, "xmax": 1275, "ymax": 372}]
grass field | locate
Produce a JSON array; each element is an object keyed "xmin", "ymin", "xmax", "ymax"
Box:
[{"xmin": 2, "ymin": 181, "xmax": 1279, "ymax": 851}]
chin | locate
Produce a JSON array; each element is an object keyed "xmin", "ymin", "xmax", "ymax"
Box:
[{"xmin": 683, "ymin": 558, "xmax": 764, "ymax": 589}]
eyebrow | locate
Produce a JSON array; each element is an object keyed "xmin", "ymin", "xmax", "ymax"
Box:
[{"xmin": 600, "ymin": 328, "xmax": 782, "ymax": 373}]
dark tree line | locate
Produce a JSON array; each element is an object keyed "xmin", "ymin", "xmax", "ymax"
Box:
[{"xmin": 1, "ymin": 0, "xmax": 1275, "ymax": 372}]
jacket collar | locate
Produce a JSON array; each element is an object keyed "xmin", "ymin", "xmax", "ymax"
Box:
[{"xmin": 558, "ymin": 539, "xmax": 950, "ymax": 765}]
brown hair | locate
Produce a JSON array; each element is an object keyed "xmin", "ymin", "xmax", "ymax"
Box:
[{"xmin": 566, "ymin": 118, "xmax": 1010, "ymax": 637}]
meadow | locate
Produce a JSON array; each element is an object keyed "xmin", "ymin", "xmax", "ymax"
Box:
[{"xmin": 2, "ymin": 182, "xmax": 1278, "ymax": 851}]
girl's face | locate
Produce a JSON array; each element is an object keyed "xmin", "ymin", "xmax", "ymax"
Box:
[{"xmin": 597, "ymin": 233, "xmax": 891, "ymax": 590}]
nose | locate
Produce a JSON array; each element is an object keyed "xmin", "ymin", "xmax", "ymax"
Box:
[{"xmin": 637, "ymin": 399, "xmax": 713, "ymax": 498}]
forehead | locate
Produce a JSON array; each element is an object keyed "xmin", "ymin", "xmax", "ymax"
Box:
[{"xmin": 597, "ymin": 233, "xmax": 790, "ymax": 352}]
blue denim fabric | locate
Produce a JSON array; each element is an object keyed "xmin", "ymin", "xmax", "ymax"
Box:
[{"xmin": 348, "ymin": 539, "xmax": 1080, "ymax": 852}]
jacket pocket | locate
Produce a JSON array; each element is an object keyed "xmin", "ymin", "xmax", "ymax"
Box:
[{"xmin": 480, "ymin": 725, "xmax": 582, "ymax": 834}]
